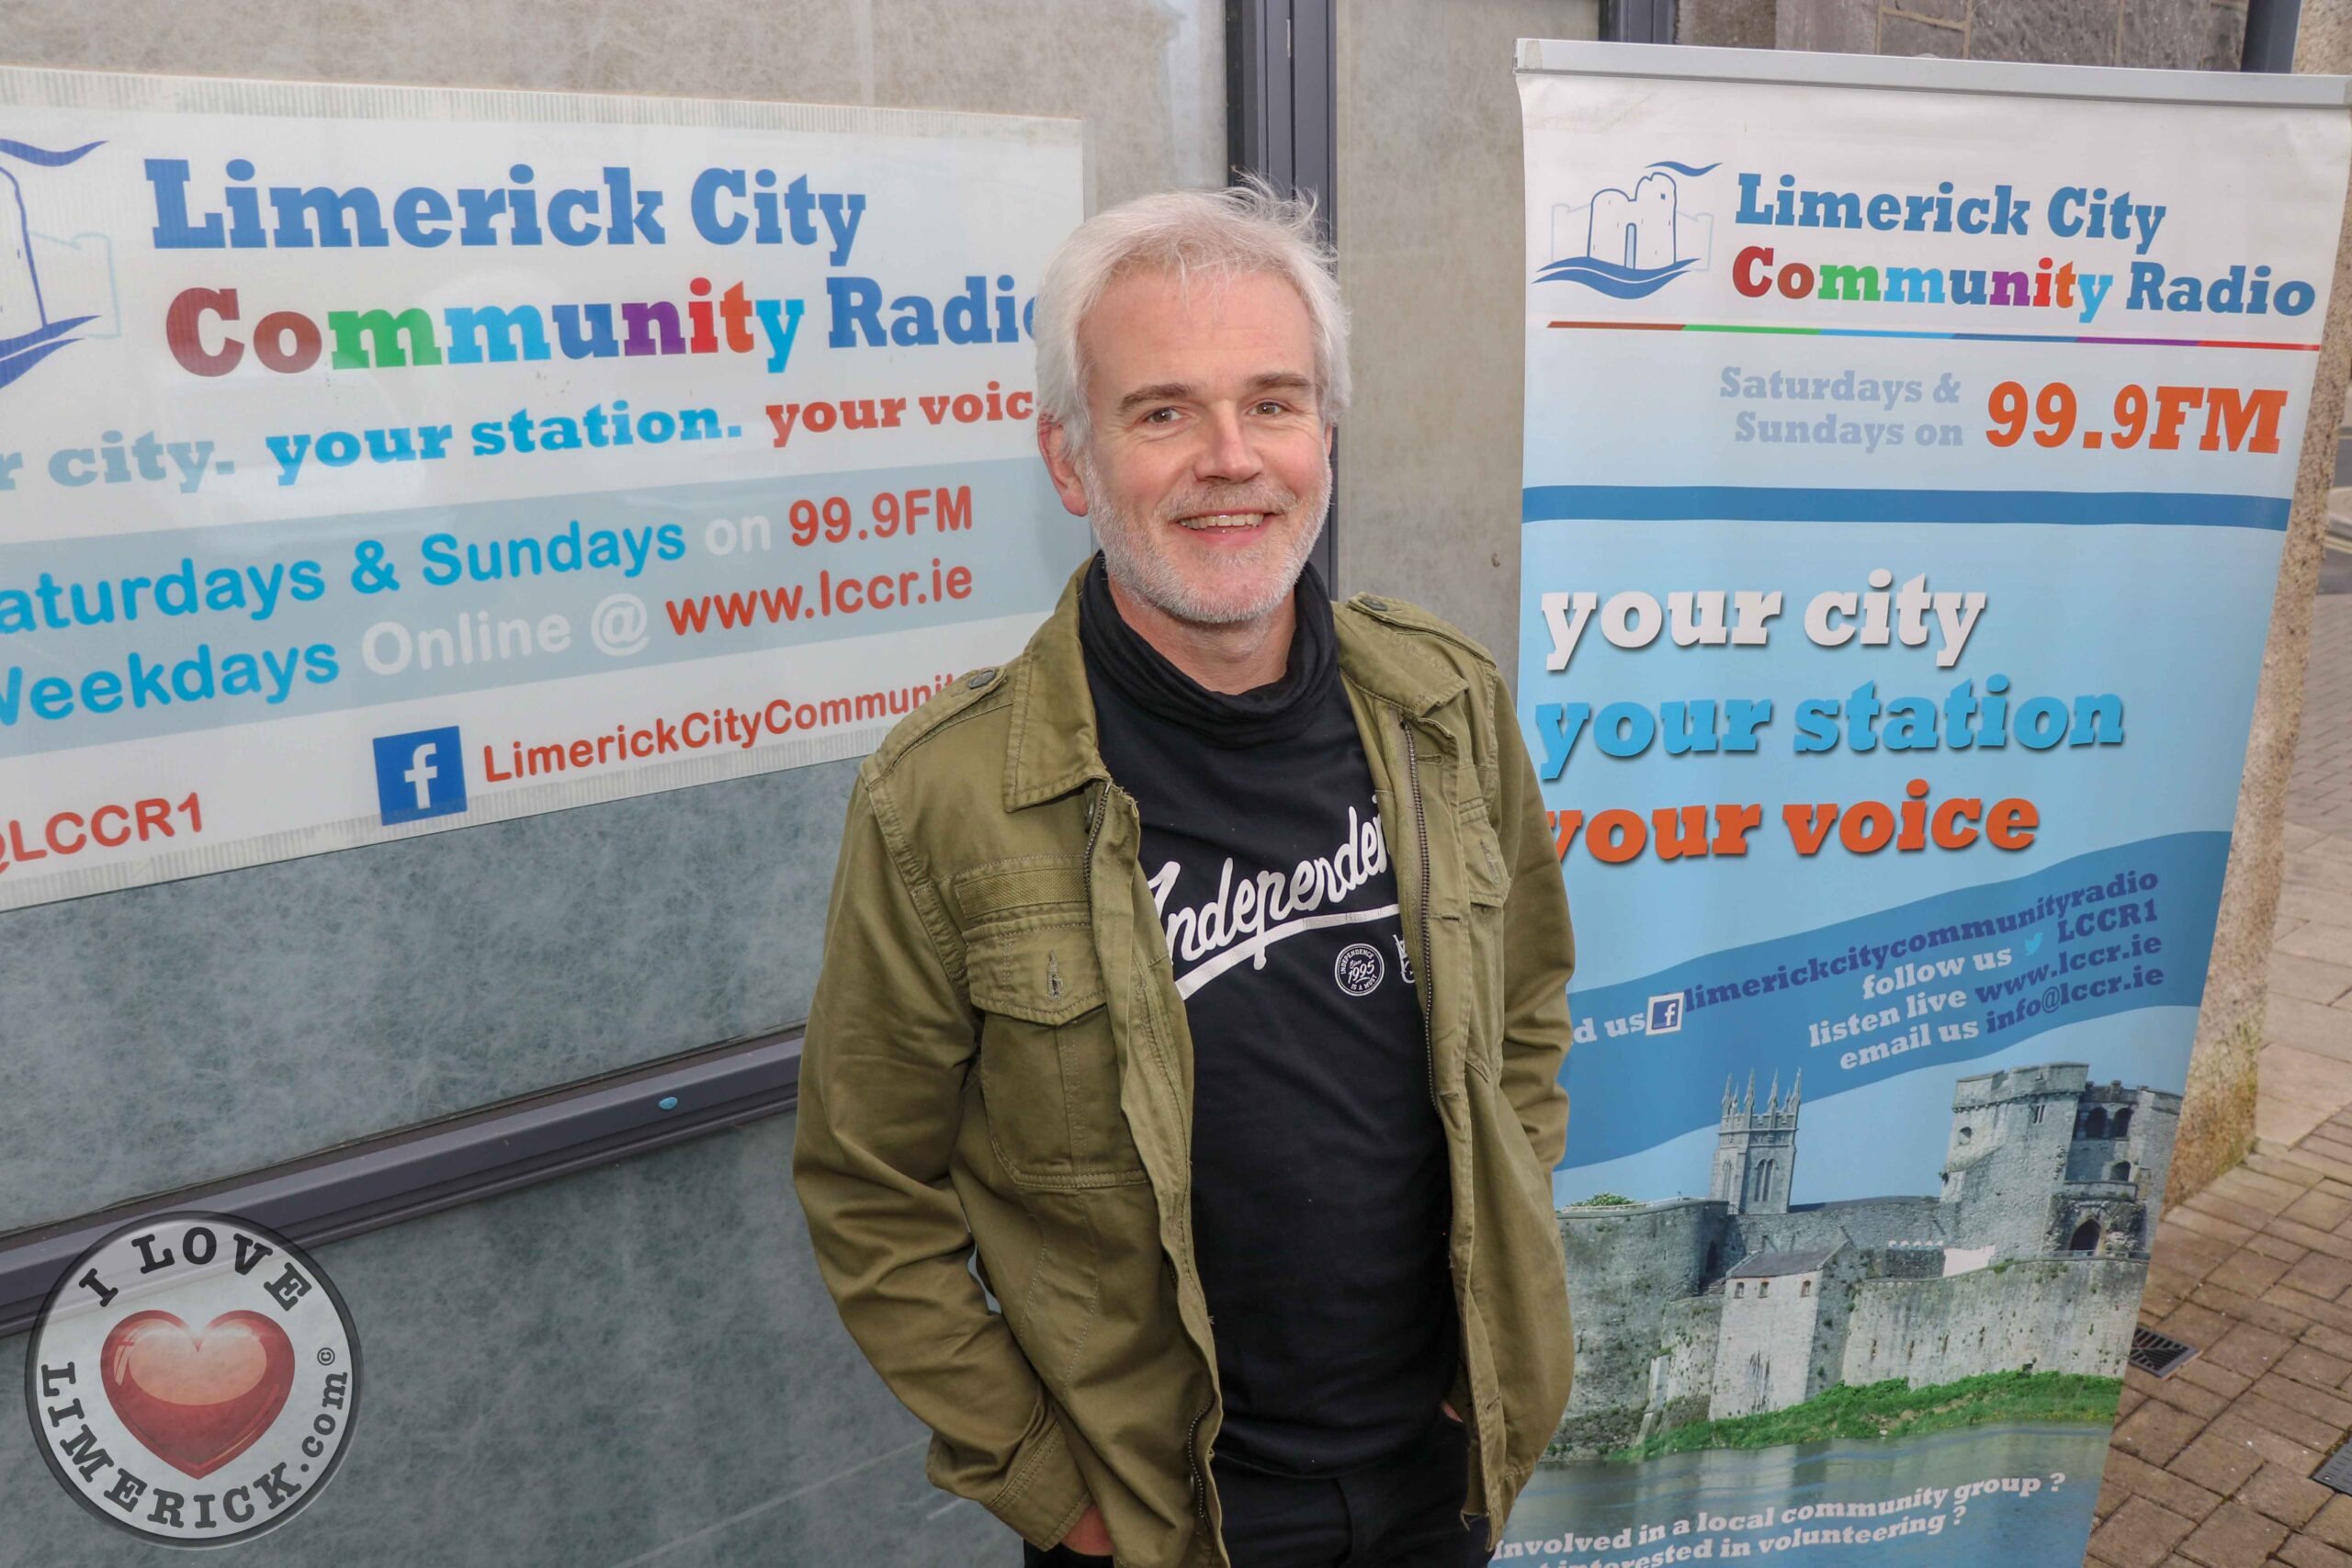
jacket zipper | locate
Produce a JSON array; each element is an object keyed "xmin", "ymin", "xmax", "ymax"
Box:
[{"xmin": 1401, "ymin": 714, "xmax": 1439, "ymax": 1113}]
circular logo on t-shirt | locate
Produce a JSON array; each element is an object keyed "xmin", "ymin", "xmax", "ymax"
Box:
[
  {"xmin": 24, "ymin": 1212, "xmax": 361, "ymax": 1547},
  {"xmin": 1334, "ymin": 942, "xmax": 1385, "ymax": 997}
]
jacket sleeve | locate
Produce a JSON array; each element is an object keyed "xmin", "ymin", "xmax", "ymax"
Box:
[
  {"xmin": 791, "ymin": 769, "xmax": 1094, "ymax": 1551},
  {"xmin": 1488, "ymin": 668, "xmax": 1577, "ymax": 1172}
]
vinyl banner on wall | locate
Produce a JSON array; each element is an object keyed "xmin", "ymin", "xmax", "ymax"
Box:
[
  {"xmin": 1510, "ymin": 42, "xmax": 2351, "ymax": 1565},
  {"xmin": 0, "ymin": 69, "xmax": 1084, "ymax": 909}
]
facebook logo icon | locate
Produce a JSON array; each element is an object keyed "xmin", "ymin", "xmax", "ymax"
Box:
[{"xmin": 372, "ymin": 728, "xmax": 468, "ymax": 826}]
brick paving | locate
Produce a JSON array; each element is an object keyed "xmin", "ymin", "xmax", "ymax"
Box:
[
  {"xmin": 2086, "ymin": 581, "xmax": 2352, "ymax": 1567},
  {"xmin": 2087, "ymin": 1123, "xmax": 2352, "ymax": 1568}
]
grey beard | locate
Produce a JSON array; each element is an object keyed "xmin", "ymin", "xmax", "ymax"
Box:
[{"xmin": 1082, "ymin": 455, "xmax": 1331, "ymax": 627}]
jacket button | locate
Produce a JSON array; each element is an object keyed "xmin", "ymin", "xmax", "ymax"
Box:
[
  {"xmin": 1361, "ymin": 595, "xmax": 1387, "ymax": 611},
  {"xmin": 968, "ymin": 667, "xmax": 998, "ymax": 689}
]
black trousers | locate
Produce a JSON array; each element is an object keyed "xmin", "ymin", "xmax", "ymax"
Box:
[{"xmin": 1023, "ymin": 1414, "xmax": 1490, "ymax": 1568}]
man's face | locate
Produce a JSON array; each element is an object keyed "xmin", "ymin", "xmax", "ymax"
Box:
[{"xmin": 1045, "ymin": 266, "xmax": 1332, "ymax": 626}]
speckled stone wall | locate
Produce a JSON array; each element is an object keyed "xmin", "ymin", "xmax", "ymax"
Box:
[
  {"xmin": 1764, "ymin": 0, "xmax": 2247, "ymax": 64},
  {"xmin": 2, "ymin": 1117, "xmax": 1009, "ymax": 1567},
  {"xmin": 1333, "ymin": 0, "xmax": 1604, "ymax": 671}
]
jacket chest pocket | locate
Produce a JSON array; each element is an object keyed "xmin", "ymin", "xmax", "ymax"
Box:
[
  {"xmin": 1459, "ymin": 807, "xmax": 1512, "ymax": 1078},
  {"xmin": 968, "ymin": 920, "xmax": 1148, "ymax": 1188}
]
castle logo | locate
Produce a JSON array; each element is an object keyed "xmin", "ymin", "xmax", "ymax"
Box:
[
  {"xmin": 23, "ymin": 1212, "xmax": 362, "ymax": 1547},
  {"xmin": 1536, "ymin": 160, "xmax": 1716, "ymax": 299},
  {"xmin": 0, "ymin": 136, "xmax": 103, "ymax": 393}
]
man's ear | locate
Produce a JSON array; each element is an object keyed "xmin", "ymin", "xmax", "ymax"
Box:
[{"xmin": 1037, "ymin": 418, "xmax": 1092, "ymax": 519}]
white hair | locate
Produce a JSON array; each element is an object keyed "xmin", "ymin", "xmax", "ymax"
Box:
[{"xmin": 1032, "ymin": 176, "xmax": 1351, "ymax": 452}]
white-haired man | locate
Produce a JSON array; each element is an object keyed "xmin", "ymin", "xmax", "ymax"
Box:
[{"xmin": 795, "ymin": 183, "xmax": 1577, "ymax": 1568}]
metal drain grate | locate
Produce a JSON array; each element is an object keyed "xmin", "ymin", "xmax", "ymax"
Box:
[
  {"xmin": 2317, "ymin": 1440, "xmax": 2352, "ymax": 1497},
  {"xmin": 2131, "ymin": 1325, "xmax": 2199, "ymax": 1379}
]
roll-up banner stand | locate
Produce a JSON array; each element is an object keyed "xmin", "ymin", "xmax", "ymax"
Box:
[
  {"xmin": 0, "ymin": 69, "xmax": 1084, "ymax": 910},
  {"xmin": 1511, "ymin": 39, "xmax": 2352, "ymax": 1566}
]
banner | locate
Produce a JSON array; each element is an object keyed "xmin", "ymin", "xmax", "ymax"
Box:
[
  {"xmin": 1511, "ymin": 42, "xmax": 2351, "ymax": 1566},
  {"xmin": 0, "ymin": 69, "xmax": 1085, "ymax": 908}
]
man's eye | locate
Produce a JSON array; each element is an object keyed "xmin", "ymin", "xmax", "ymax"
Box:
[
  {"xmin": 1143, "ymin": 408, "xmax": 1179, "ymax": 424},
  {"xmin": 1253, "ymin": 400, "xmax": 1291, "ymax": 415}
]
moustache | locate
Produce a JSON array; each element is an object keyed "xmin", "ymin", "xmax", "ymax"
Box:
[{"xmin": 1157, "ymin": 485, "xmax": 1302, "ymax": 522}]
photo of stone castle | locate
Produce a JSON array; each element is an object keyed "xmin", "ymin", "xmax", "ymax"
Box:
[{"xmin": 1550, "ymin": 1061, "xmax": 2181, "ymax": 1459}]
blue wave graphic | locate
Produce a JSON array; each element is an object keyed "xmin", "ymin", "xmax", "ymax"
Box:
[
  {"xmin": 0, "ymin": 137, "xmax": 103, "ymax": 167},
  {"xmin": 0, "ymin": 316, "xmax": 92, "ymax": 390},
  {"xmin": 1646, "ymin": 160, "xmax": 1719, "ymax": 176},
  {"xmin": 1556, "ymin": 831, "xmax": 2223, "ymax": 1170},
  {"xmin": 1534, "ymin": 254, "xmax": 1699, "ymax": 299}
]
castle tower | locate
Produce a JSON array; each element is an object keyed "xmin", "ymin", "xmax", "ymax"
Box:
[{"xmin": 1711, "ymin": 1068, "xmax": 1799, "ymax": 1215}]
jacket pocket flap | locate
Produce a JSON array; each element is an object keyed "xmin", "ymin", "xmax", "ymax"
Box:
[
  {"xmin": 1463, "ymin": 815, "xmax": 1511, "ymax": 907},
  {"xmin": 967, "ymin": 921, "xmax": 1105, "ymax": 1025},
  {"xmin": 952, "ymin": 855, "xmax": 1090, "ymax": 925}
]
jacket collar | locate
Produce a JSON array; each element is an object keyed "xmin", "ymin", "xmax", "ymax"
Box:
[{"xmin": 1001, "ymin": 561, "xmax": 1470, "ymax": 811}]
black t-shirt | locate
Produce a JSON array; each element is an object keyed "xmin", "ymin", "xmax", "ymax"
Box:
[{"xmin": 1077, "ymin": 557, "xmax": 1457, "ymax": 1477}]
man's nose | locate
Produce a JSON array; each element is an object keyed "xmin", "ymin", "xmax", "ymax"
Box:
[{"xmin": 1195, "ymin": 405, "xmax": 1264, "ymax": 482}]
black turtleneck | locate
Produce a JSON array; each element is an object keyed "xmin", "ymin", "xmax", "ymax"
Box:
[{"xmin": 1078, "ymin": 554, "xmax": 1457, "ymax": 1478}]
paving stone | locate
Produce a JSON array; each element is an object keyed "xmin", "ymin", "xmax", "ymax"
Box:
[
  {"xmin": 2148, "ymin": 1373, "xmax": 2234, "ymax": 1423},
  {"xmin": 2277, "ymin": 922, "xmax": 2352, "ymax": 969},
  {"xmin": 2309, "ymin": 1494, "xmax": 2352, "ymax": 1552},
  {"xmin": 2211, "ymin": 1250, "xmax": 2296, "ymax": 1297},
  {"xmin": 2088, "ymin": 1495, "xmax": 2198, "ymax": 1567},
  {"xmin": 2210, "ymin": 1325, "xmax": 2301, "ymax": 1380},
  {"xmin": 2209, "ymin": 1409, "xmax": 2325, "ymax": 1473},
  {"xmin": 2192, "ymin": 1283, "xmax": 2316, "ymax": 1340},
  {"xmin": 2307, "ymin": 1322, "xmax": 2352, "ymax": 1365},
  {"xmin": 2213, "ymin": 1167, "xmax": 2315, "ymax": 1213},
  {"xmin": 2232, "ymin": 1391, "xmax": 2344, "ymax": 1452},
  {"xmin": 2188, "ymin": 1190, "xmax": 2290, "ymax": 1233},
  {"xmin": 2278, "ymin": 1343, "xmax": 2352, "ymax": 1393},
  {"xmin": 2177, "ymin": 1498, "xmax": 2290, "ymax": 1565},
  {"xmin": 2270, "ymin": 1220, "xmax": 2352, "ymax": 1266},
  {"xmin": 2172, "ymin": 1203, "xmax": 2267, "ymax": 1245},
  {"xmin": 2288, "ymin": 1190, "xmax": 2352, "ymax": 1235},
  {"xmin": 2246, "ymin": 1153, "xmax": 2332, "ymax": 1190},
  {"xmin": 2123, "ymin": 1383, "xmax": 2151, "ymax": 1418},
  {"xmin": 2175, "ymin": 1427, "xmax": 2269, "ymax": 1495},
  {"xmin": 2104, "ymin": 1448, "xmax": 2228, "ymax": 1522},
  {"xmin": 2159, "ymin": 1224, "xmax": 2254, "ymax": 1280},
  {"xmin": 2237, "ymin": 1460, "xmax": 2334, "ymax": 1529},
  {"xmin": 2118, "ymin": 1399, "xmax": 2219, "ymax": 1466},
  {"xmin": 2270, "ymin": 1289, "xmax": 2352, "ymax": 1337},
  {"xmin": 2280, "ymin": 1533, "xmax": 2352, "ymax": 1568},
  {"xmin": 2278, "ymin": 953, "xmax": 2352, "ymax": 1006},
  {"xmin": 2179, "ymin": 1357, "xmax": 2256, "ymax": 1402},
  {"xmin": 2252, "ymin": 1371, "xmax": 2352, "ymax": 1431},
  {"xmin": 2247, "ymin": 1231, "xmax": 2313, "ymax": 1265}
]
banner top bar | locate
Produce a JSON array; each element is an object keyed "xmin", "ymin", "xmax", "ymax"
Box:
[{"xmin": 1516, "ymin": 38, "xmax": 2352, "ymax": 110}]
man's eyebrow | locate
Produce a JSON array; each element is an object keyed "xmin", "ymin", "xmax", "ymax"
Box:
[{"xmin": 1114, "ymin": 372, "xmax": 1317, "ymax": 415}]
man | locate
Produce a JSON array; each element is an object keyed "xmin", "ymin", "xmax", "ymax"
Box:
[{"xmin": 793, "ymin": 181, "xmax": 1576, "ymax": 1568}]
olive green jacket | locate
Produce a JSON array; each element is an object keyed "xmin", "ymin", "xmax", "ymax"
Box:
[{"xmin": 793, "ymin": 566, "xmax": 1576, "ymax": 1566}]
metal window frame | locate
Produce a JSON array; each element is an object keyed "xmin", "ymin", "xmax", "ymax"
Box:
[
  {"xmin": 1603, "ymin": 0, "xmax": 1679, "ymax": 45},
  {"xmin": 1228, "ymin": 0, "xmax": 1340, "ymax": 590},
  {"xmin": 0, "ymin": 1029, "xmax": 800, "ymax": 1337}
]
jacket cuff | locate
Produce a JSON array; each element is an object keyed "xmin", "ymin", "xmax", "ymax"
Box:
[{"xmin": 985, "ymin": 1412, "xmax": 1095, "ymax": 1551}]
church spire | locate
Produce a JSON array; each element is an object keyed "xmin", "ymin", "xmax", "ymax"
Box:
[
  {"xmin": 1767, "ymin": 1072, "xmax": 1781, "ymax": 1114},
  {"xmin": 1744, "ymin": 1071, "xmax": 1756, "ymax": 1115}
]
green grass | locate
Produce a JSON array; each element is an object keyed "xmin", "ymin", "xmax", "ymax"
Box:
[{"xmin": 1609, "ymin": 1370, "xmax": 2121, "ymax": 1462}]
